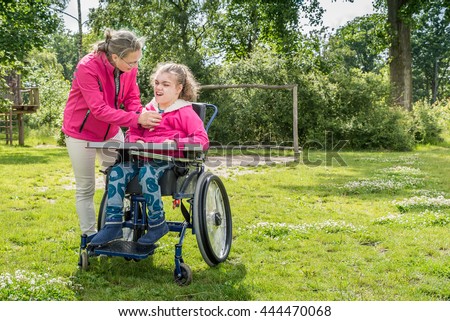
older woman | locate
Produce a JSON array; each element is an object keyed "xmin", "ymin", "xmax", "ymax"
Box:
[{"xmin": 62, "ymin": 29, "xmax": 160, "ymax": 237}]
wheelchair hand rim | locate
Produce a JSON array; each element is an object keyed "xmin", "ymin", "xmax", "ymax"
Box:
[{"xmin": 193, "ymin": 172, "xmax": 232, "ymax": 266}]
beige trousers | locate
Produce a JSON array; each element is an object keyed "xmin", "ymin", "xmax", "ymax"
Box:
[{"xmin": 65, "ymin": 130, "xmax": 124, "ymax": 236}]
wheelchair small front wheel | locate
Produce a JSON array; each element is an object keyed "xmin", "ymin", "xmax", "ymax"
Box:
[
  {"xmin": 174, "ymin": 263, "xmax": 192, "ymax": 286},
  {"xmin": 193, "ymin": 172, "xmax": 232, "ymax": 267},
  {"xmin": 79, "ymin": 251, "xmax": 89, "ymax": 271}
]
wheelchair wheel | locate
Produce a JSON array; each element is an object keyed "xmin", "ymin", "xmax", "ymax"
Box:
[
  {"xmin": 173, "ymin": 263, "xmax": 193, "ymax": 286},
  {"xmin": 193, "ymin": 172, "xmax": 232, "ymax": 267},
  {"xmin": 97, "ymin": 191, "xmax": 108, "ymax": 230},
  {"xmin": 79, "ymin": 251, "xmax": 89, "ymax": 271}
]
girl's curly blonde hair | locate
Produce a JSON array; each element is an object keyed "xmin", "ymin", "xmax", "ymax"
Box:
[{"xmin": 151, "ymin": 62, "xmax": 200, "ymax": 101}]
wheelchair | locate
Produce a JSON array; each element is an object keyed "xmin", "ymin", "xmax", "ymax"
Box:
[{"xmin": 78, "ymin": 103, "xmax": 232, "ymax": 286}]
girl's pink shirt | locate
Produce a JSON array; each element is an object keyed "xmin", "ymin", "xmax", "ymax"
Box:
[{"xmin": 126, "ymin": 99, "xmax": 209, "ymax": 158}]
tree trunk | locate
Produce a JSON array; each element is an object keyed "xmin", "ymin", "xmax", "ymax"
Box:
[
  {"xmin": 77, "ymin": 0, "xmax": 83, "ymax": 61},
  {"xmin": 387, "ymin": 0, "xmax": 412, "ymax": 111},
  {"xmin": 431, "ymin": 57, "xmax": 439, "ymax": 104}
]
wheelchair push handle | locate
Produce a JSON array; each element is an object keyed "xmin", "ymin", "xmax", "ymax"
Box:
[
  {"xmin": 192, "ymin": 103, "xmax": 218, "ymax": 133},
  {"xmin": 205, "ymin": 104, "xmax": 218, "ymax": 132}
]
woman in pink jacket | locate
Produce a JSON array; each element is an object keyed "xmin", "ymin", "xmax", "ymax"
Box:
[
  {"xmin": 90, "ymin": 62, "xmax": 209, "ymax": 246},
  {"xmin": 62, "ymin": 29, "xmax": 160, "ymax": 237}
]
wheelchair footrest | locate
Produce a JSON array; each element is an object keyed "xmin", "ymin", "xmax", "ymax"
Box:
[{"xmin": 93, "ymin": 240, "xmax": 157, "ymax": 260}]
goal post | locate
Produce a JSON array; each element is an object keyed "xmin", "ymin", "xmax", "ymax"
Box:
[{"xmin": 199, "ymin": 84, "xmax": 299, "ymax": 161}]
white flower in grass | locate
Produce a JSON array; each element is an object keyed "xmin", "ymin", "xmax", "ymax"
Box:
[
  {"xmin": 374, "ymin": 213, "xmax": 401, "ymax": 224},
  {"xmin": 245, "ymin": 220, "xmax": 360, "ymax": 237},
  {"xmin": 393, "ymin": 195, "xmax": 450, "ymax": 210},
  {"xmin": 380, "ymin": 166, "xmax": 422, "ymax": 175},
  {"xmin": 415, "ymin": 190, "xmax": 446, "ymax": 198},
  {"xmin": 0, "ymin": 270, "xmax": 80, "ymax": 301},
  {"xmin": 375, "ymin": 210, "xmax": 450, "ymax": 227},
  {"xmin": 342, "ymin": 176, "xmax": 423, "ymax": 193}
]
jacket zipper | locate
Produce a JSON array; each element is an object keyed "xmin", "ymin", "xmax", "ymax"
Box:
[
  {"xmin": 79, "ymin": 79, "xmax": 103, "ymax": 134},
  {"xmin": 79, "ymin": 110, "xmax": 90, "ymax": 133},
  {"xmin": 103, "ymin": 69, "xmax": 122, "ymax": 140}
]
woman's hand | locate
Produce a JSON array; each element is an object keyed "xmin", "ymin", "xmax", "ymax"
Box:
[{"xmin": 138, "ymin": 110, "xmax": 161, "ymax": 129}]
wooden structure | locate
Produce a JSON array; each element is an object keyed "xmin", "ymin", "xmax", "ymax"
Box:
[
  {"xmin": 0, "ymin": 74, "xmax": 39, "ymax": 146},
  {"xmin": 200, "ymin": 84, "xmax": 299, "ymax": 161}
]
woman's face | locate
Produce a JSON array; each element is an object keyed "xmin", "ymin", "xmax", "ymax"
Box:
[
  {"xmin": 113, "ymin": 49, "xmax": 141, "ymax": 72},
  {"xmin": 153, "ymin": 72, "xmax": 183, "ymax": 108}
]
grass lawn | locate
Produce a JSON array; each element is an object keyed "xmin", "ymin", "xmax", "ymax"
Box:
[{"xmin": 0, "ymin": 142, "xmax": 449, "ymax": 301}]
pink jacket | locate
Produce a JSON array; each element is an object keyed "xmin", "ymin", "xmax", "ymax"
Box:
[
  {"xmin": 62, "ymin": 52, "xmax": 142, "ymax": 141},
  {"xmin": 126, "ymin": 99, "xmax": 209, "ymax": 158}
]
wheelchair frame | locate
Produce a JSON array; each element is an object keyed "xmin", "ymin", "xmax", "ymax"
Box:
[{"xmin": 78, "ymin": 103, "xmax": 232, "ymax": 285}]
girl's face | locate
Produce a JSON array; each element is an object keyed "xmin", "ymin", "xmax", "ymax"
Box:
[{"xmin": 153, "ymin": 72, "xmax": 183, "ymax": 108}]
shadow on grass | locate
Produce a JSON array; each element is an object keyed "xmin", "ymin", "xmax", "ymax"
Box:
[
  {"xmin": 0, "ymin": 149, "xmax": 67, "ymax": 165},
  {"xmin": 74, "ymin": 254, "xmax": 249, "ymax": 301}
]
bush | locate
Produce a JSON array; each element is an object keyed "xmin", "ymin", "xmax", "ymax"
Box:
[
  {"xmin": 200, "ymin": 48, "xmax": 294, "ymax": 145},
  {"xmin": 23, "ymin": 49, "xmax": 70, "ymax": 130},
  {"xmin": 203, "ymin": 50, "xmax": 416, "ymax": 151},
  {"xmin": 411, "ymin": 100, "xmax": 448, "ymax": 144},
  {"xmin": 324, "ymin": 68, "xmax": 415, "ymax": 150}
]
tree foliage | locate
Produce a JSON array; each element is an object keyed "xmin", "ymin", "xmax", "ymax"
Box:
[
  {"xmin": 201, "ymin": 45, "xmax": 416, "ymax": 150},
  {"xmin": 372, "ymin": 0, "xmax": 450, "ymax": 110},
  {"xmin": 9, "ymin": 0, "xmax": 448, "ymax": 150},
  {"xmin": 0, "ymin": 0, "xmax": 67, "ymax": 66},
  {"xmin": 208, "ymin": 0, "xmax": 322, "ymax": 60},
  {"xmin": 23, "ymin": 48, "xmax": 70, "ymax": 129},
  {"xmin": 325, "ymin": 14, "xmax": 389, "ymax": 73},
  {"xmin": 48, "ymin": 30, "xmax": 80, "ymax": 81},
  {"xmin": 411, "ymin": 0, "xmax": 450, "ymax": 103}
]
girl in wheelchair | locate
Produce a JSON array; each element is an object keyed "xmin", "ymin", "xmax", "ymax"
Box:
[{"xmin": 90, "ymin": 62, "xmax": 209, "ymax": 247}]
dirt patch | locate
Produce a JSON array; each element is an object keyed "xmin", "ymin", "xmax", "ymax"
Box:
[
  {"xmin": 205, "ymin": 155, "xmax": 295, "ymax": 178},
  {"xmin": 205, "ymin": 155, "xmax": 294, "ymax": 167},
  {"xmin": 35, "ymin": 144, "xmax": 60, "ymax": 148}
]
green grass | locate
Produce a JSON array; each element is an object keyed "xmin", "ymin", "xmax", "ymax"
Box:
[{"xmin": 0, "ymin": 142, "xmax": 449, "ymax": 301}]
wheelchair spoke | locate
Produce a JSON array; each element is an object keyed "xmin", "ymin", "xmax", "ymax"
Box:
[{"xmin": 205, "ymin": 182, "xmax": 229, "ymax": 258}]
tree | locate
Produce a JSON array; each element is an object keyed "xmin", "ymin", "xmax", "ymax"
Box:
[
  {"xmin": 387, "ymin": 0, "xmax": 413, "ymax": 111},
  {"xmin": 325, "ymin": 13, "xmax": 389, "ymax": 73},
  {"xmin": 48, "ymin": 31, "xmax": 80, "ymax": 81},
  {"xmin": 0, "ymin": 0, "xmax": 67, "ymax": 66},
  {"xmin": 209, "ymin": 0, "xmax": 321, "ymax": 60},
  {"xmin": 23, "ymin": 48, "xmax": 70, "ymax": 129},
  {"xmin": 52, "ymin": 0, "xmax": 84, "ymax": 60},
  {"xmin": 89, "ymin": 0, "xmax": 209, "ymax": 62},
  {"xmin": 411, "ymin": 0, "xmax": 450, "ymax": 103},
  {"xmin": 374, "ymin": 0, "xmax": 450, "ymax": 110},
  {"xmin": 86, "ymin": 0, "xmax": 326, "ymax": 100}
]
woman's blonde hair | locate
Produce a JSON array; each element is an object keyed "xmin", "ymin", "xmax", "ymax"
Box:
[
  {"xmin": 151, "ymin": 62, "xmax": 200, "ymax": 102},
  {"xmin": 93, "ymin": 28, "xmax": 145, "ymax": 58}
]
